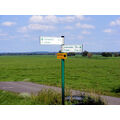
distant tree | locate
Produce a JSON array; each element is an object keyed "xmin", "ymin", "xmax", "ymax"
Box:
[
  {"xmin": 114, "ymin": 53, "xmax": 119, "ymax": 57},
  {"xmin": 108, "ymin": 52, "xmax": 112, "ymax": 57},
  {"xmin": 82, "ymin": 51, "xmax": 88, "ymax": 57},
  {"xmin": 67, "ymin": 52, "xmax": 76, "ymax": 56},
  {"xmin": 101, "ymin": 52, "xmax": 106, "ymax": 57},
  {"xmin": 59, "ymin": 50, "xmax": 62, "ymax": 53},
  {"xmin": 87, "ymin": 52, "xmax": 93, "ymax": 58},
  {"xmin": 101, "ymin": 52, "xmax": 112, "ymax": 57}
]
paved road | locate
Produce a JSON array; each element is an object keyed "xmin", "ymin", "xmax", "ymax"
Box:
[{"xmin": 0, "ymin": 81, "xmax": 120, "ymax": 105}]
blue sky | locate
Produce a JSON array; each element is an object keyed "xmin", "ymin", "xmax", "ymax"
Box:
[{"xmin": 0, "ymin": 15, "xmax": 120, "ymax": 53}]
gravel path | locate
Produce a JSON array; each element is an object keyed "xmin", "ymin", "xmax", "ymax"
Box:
[{"xmin": 0, "ymin": 81, "xmax": 120, "ymax": 105}]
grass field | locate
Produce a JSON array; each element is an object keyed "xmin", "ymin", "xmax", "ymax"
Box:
[{"xmin": 0, "ymin": 55, "xmax": 120, "ymax": 97}]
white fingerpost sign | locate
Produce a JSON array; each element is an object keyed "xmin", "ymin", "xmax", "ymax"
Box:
[
  {"xmin": 40, "ymin": 36, "xmax": 64, "ymax": 45},
  {"xmin": 61, "ymin": 45, "xmax": 83, "ymax": 53}
]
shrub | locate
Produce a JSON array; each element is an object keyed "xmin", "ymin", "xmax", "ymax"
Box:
[
  {"xmin": 101, "ymin": 52, "xmax": 112, "ymax": 57},
  {"xmin": 107, "ymin": 52, "xmax": 112, "ymax": 57},
  {"xmin": 67, "ymin": 52, "xmax": 76, "ymax": 56},
  {"xmin": 111, "ymin": 86, "xmax": 120, "ymax": 93},
  {"xmin": 31, "ymin": 89, "xmax": 62, "ymax": 105},
  {"xmin": 59, "ymin": 50, "xmax": 62, "ymax": 53},
  {"xmin": 101, "ymin": 52, "xmax": 106, "ymax": 57},
  {"xmin": 82, "ymin": 51, "xmax": 88, "ymax": 57},
  {"xmin": 87, "ymin": 52, "xmax": 93, "ymax": 58},
  {"xmin": 114, "ymin": 53, "xmax": 119, "ymax": 57}
]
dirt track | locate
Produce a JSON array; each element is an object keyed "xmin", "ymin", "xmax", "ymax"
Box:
[{"xmin": 0, "ymin": 81, "xmax": 120, "ymax": 105}]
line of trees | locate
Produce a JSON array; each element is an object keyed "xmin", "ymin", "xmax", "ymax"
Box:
[
  {"xmin": 59, "ymin": 50, "xmax": 120, "ymax": 58},
  {"xmin": 101, "ymin": 52, "xmax": 120, "ymax": 57},
  {"xmin": 81, "ymin": 51, "xmax": 120, "ymax": 57}
]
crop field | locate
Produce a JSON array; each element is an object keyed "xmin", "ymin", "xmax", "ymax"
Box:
[{"xmin": 0, "ymin": 55, "xmax": 120, "ymax": 97}]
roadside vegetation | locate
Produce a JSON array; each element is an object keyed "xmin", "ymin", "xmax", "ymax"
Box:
[{"xmin": 0, "ymin": 90, "xmax": 105, "ymax": 105}]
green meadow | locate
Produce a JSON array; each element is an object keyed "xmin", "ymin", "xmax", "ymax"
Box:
[{"xmin": 0, "ymin": 55, "xmax": 120, "ymax": 97}]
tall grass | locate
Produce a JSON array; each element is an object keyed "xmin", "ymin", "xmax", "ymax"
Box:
[
  {"xmin": 0, "ymin": 89, "xmax": 105, "ymax": 105},
  {"xmin": 30, "ymin": 89, "xmax": 62, "ymax": 105}
]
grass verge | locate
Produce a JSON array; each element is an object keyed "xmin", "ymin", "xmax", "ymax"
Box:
[{"xmin": 0, "ymin": 89, "xmax": 105, "ymax": 105}]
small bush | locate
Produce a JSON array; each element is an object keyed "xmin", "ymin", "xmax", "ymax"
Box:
[
  {"xmin": 111, "ymin": 86, "xmax": 120, "ymax": 93},
  {"xmin": 87, "ymin": 52, "xmax": 93, "ymax": 58},
  {"xmin": 67, "ymin": 52, "xmax": 76, "ymax": 56},
  {"xmin": 114, "ymin": 53, "xmax": 119, "ymax": 57},
  {"xmin": 59, "ymin": 50, "xmax": 62, "ymax": 53},
  {"xmin": 82, "ymin": 51, "xmax": 88, "ymax": 57},
  {"xmin": 101, "ymin": 52, "xmax": 112, "ymax": 57},
  {"xmin": 31, "ymin": 89, "xmax": 62, "ymax": 105},
  {"xmin": 82, "ymin": 95, "xmax": 105, "ymax": 105}
]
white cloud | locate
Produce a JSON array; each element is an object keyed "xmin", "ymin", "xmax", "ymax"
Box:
[
  {"xmin": 18, "ymin": 26, "xmax": 28, "ymax": 33},
  {"xmin": 29, "ymin": 15, "xmax": 87, "ymax": 24},
  {"xmin": 78, "ymin": 35, "xmax": 84, "ymax": 40},
  {"xmin": 0, "ymin": 31, "xmax": 8, "ymax": 40},
  {"xmin": 59, "ymin": 15, "xmax": 86, "ymax": 23},
  {"xmin": 44, "ymin": 15, "xmax": 58, "ymax": 23},
  {"xmin": 0, "ymin": 30, "xmax": 8, "ymax": 36},
  {"xmin": 0, "ymin": 33, "xmax": 8, "ymax": 36},
  {"xmin": 18, "ymin": 24, "xmax": 55, "ymax": 32},
  {"xmin": 110, "ymin": 18, "xmax": 120, "ymax": 26},
  {"xmin": 29, "ymin": 15, "xmax": 43, "ymax": 23},
  {"xmin": 18, "ymin": 15, "xmax": 90, "ymax": 33},
  {"xmin": 110, "ymin": 21, "xmax": 116, "ymax": 26},
  {"xmin": 75, "ymin": 15, "xmax": 85, "ymax": 20},
  {"xmin": 64, "ymin": 26, "xmax": 73, "ymax": 30},
  {"xmin": 1, "ymin": 21, "xmax": 16, "ymax": 26},
  {"xmin": 76, "ymin": 23, "xmax": 95, "ymax": 29},
  {"xmin": 59, "ymin": 16, "xmax": 75, "ymax": 22},
  {"xmin": 29, "ymin": 15, "xmax": 58, "ymax": 23},
  {"xmin": 81, "ymin": 30, "xmax": 91, "ymax": 34},
  {"xmin": 23, "ymin": 34, "xmax": 30, "ymax": 38},
  {"xmin": 9, "ymin": 36, "xmax": 17, "ymax": 39},
  {"xmin": 28, "ymin": 24, "xmax": 55, "ymax": 31},
  {"xmin": 103, "ymin": 28, "xmax": 113, "ymax": 33}
]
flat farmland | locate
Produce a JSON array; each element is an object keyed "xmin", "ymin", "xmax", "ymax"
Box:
[{"xmin": 0, "ymin": 55, "xmax": 120, "ymax": 97}]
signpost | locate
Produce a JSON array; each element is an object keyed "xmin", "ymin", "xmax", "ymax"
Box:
[
  {"xmin": 61, "ymin": 45, "xmax": 83, "ymax": 53},
  {"xmin": 40, "ymin": 36, "xmax": 83, "ymax": 105},
  {"xmin": 40, "ymin": 36, "xmax": 66, "ymax": 105},
  {"xmin": 57, "ymin": 52, "xmax": 67, "ymax": 105}
]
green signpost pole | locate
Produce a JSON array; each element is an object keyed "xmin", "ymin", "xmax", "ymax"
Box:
[{"xmin": 61, "ymin": 59, "xmax": 65, "ymax": 105}]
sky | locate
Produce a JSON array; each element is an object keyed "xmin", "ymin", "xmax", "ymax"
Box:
[{"xmin": 0, "ymin": 15, "xmax": 120, "ymax": 53}]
